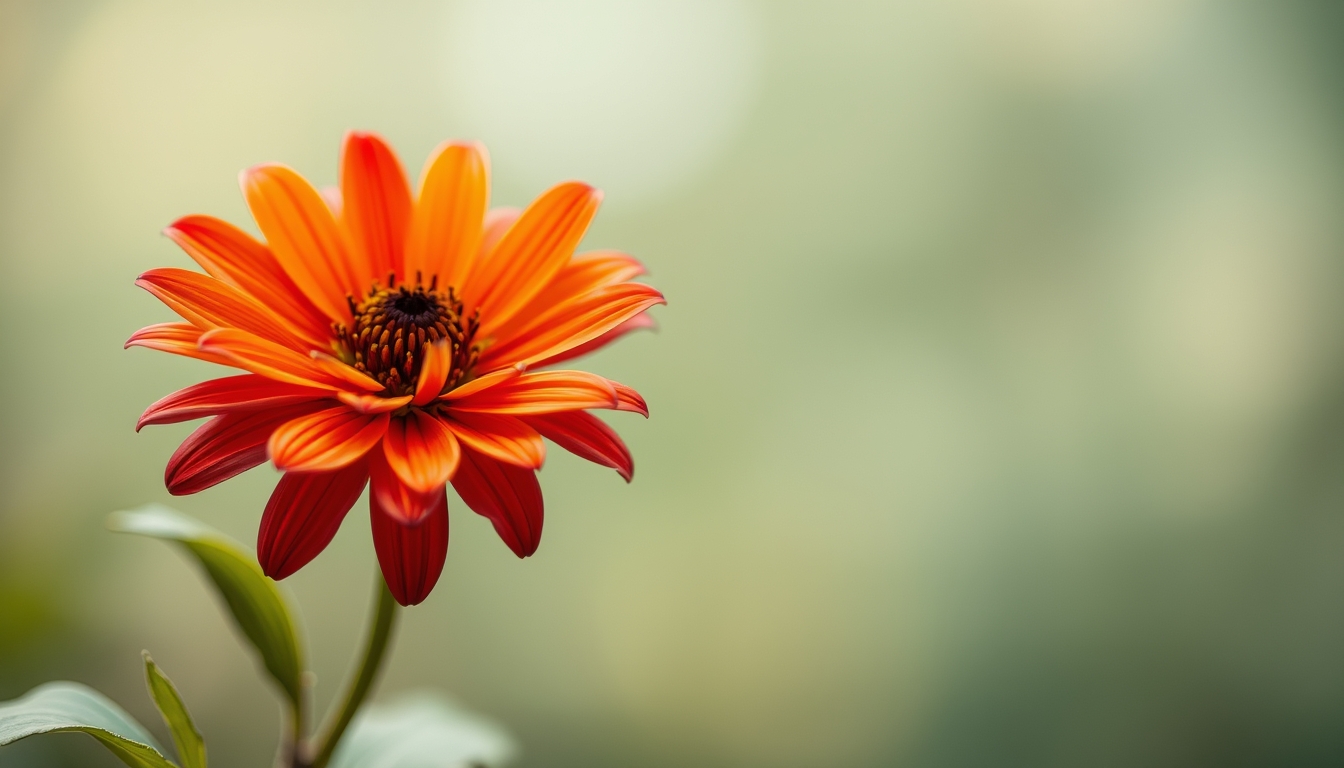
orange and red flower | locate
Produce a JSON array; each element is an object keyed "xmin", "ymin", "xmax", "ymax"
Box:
[{"xmin": 130, "ymin": 132, "xmax": 662, "ymax": 605}]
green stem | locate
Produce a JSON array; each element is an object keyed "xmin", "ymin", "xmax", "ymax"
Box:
[{"xmin": 307, "ymin": 574, "xmax": 399, "ymax": 768}]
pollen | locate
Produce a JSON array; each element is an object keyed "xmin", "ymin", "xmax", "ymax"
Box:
[{"xmin": 335, "ymin": 273, "xmax": 479, "ymax": 395}]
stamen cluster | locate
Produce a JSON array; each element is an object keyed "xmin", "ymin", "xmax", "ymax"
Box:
[{"xmin": 335, "ymin": 274, "xmax": 479, "ymax": 396}]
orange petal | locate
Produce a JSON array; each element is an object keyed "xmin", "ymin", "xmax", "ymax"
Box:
[
  {"xmin": 532, "ymin": 313, "xmax": 655, "ymax": 369},
  {"xmin": 164, "ymin": 215, "xmax": 330, "ymax": 346},
  {"xmin": 479, "ymin": 283, "xmax": 664, "ymax": 369},
  {"xmin": 485, "ymin": 249, "xmax": 645, "ymax": 341},
  {"xmin": 138, "ymin": 374, "xmax": 327, "ymax": 430},
  {"xmin": 464, "ymin": 182, "xmax": 601, "ymax": 329},
  {"xmin": 405, "ymin": 141, "xmax": 489, "ymax": 291},
  {"xmin": 382, "ymin": 410, "xmax": 461, "ymax": 493},
  {"xmin": 136, "ymin": 267, "xmax": 305, "ymax": 349},
  {"xmin": 341, "ymin": 132, "xmax": 411, "ymax": 284},
  {"xmin": 447, "ymin": 371, "xmax": 617, "ymax": 415},
  {"xmin": 412, "ymin": 340, "xmax": 452, "ymax": 406},
  {"xmin": 310, "ymin": 351, "xmax": 385, "ymax": 392},
  {"xmin": 268, "ymin": 405, "xmax": 389, "ymax": 472},
  {"xmin": 441, "ymin": 411, "xmax": 544, "ymax": 469},
  {"xmin": 437, "ymin": 366, "xmax": 524, "ymax": 401},
  {"xmin": 241, "ymin": 163, "xmax": 359, "ymax": 324},
  {"xmin": 525, "ymin": 410, "xmax": 634, "ymax": 481},
  {"xmin": 126, "ymin": 323, "xmax": 237, "ymax": 367},
  {"xmin": 611, "ymin": 382, "xmax": 650, "ymax": 417},
  {"xmin": 198, "ymin": 328, "xmax": 348, "ymax": 391},
  {"xmin": 451, "ymin": 448, "xmax": 543, "ymax": 558},
  {"xmin": 337, "ymin": 392, "xmax": 414, "ymax": 414},
  {"xmin": 369, "ymin": 445, "xmax": 444, "ymax": 523}
]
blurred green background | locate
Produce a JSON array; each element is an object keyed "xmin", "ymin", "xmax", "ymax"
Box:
[{"xmin": 2, "ymin": 1, "xmax": 1343, "ymax": 766}]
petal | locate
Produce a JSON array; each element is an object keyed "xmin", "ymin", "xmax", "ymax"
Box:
[
  {"xmin": 446, "ymin": 371, "xmax": 617, "ymax": 415},
  {"xmin": 411, "ymin": 340, "xmax": 451, "ymax": 406},
  {"xmin": 405, "ymin": 141, "xmax": 489, "ymax": 291},
  {"xmin": 451, "ymin": 449, "xmax": 543, "ymax": 558},
  {"xmin": 487, "ymin": 249, "xmax": 645, "ymax": 343},
  {"xmin": 310, "ymin": 351, "xmax": 386, "ymax": 392},
  {"xmin": 337, "ymin": 392, "xmax": 414, "ymax": 414},
  {"xmin": 341, "ymin": 131, "xmax": 412, "ymax": 284},
  {"xmin": 531, "ymin": 313, "xmax": 655, "ymax": 369},
  {"xmin": 383, "ymin": 411, "xmax": 461, "ymax": 493},
  {"xmin": 126, "ymin": 322, "xmax": 237, "ymax": 367},
  {"xmin": 441, "ymin": 411, "xmax": 544, "ymax": 469},
  {"xmin": 371, "ymin": 486, "xmax": 448, "ymax": 606},
  {"xmin": 241, "ymin": 163, "xmax": 359, "ymax": 324},
  {"xmin": 369, "ymin": 444, "xmax": 444, "ymax": 523},
  {"xmin": 611, "ymin": 381, "xmax": 650, "ymax": 418},
  {"xmin": 437, "ymin": 366, "xmax": 523, "ymax": 402},
  {"xmin": 138, "ymin": 374, "xmax": 327, "ymax": 430},
  {"xmin": 464, "ymin": 182, "xmax": 602, "ymax": 331},
  {"xmin": 198, "ymin": 328, "xmax": 376, "ymax": 391},
  {"xmin": 165, "ymin": 404, "xmax": 321, "ymax": 495},
  {"xmin": 164, "ymin": 215, "xmax": 330, "ymax": 346},
  {"xmin": 525, "ymin": 410, "xmax": 634, "ymax": 481},
  {"xmin": 268, "ymin": 406, "xmax": 390, "ymax": 472},
  {"xmin": 479, "ymin": 283, "xmax": 665, "ymax": 369},
  {"xmin": 258, "ymin": 458, "xmax": 370, "ymax": 580},
  {"xmin": 136, "ymin": 267, "xmax": 305, "ymax": 349}
]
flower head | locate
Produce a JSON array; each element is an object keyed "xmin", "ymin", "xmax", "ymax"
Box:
[{"xmin": 130, "ymin": 132, "xmax": 662, "ymax": 605}]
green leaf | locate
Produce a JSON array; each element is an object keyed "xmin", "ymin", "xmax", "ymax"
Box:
[
  {"xmin": 108, "ymin": 504, "xmax": 304, "ymax": 708},
  {"xmin": 0, "ymin": 681, "xmax": 177, "ymax": 768},
  {"xmin": 329, "ymin": 693, "xmax": 515, "ymax": 768},
  {"xmin": 143, "ymin": 653, "xmax": 207, "ymax": 768}
]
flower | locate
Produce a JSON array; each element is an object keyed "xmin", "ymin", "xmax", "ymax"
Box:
[{"xmin": 130, "ymin": 132, "xmax": 662, "ymax": 605}]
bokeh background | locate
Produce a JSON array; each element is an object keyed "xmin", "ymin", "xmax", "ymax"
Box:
[{"xmin": 2, "ymin": 1, "xmax": 1343, "ymax": 766}]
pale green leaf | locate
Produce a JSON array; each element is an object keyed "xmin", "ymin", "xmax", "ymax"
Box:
[
  {"xmin": 329, "ymin": 693, "xmax": 515, "ymax": 768},
  {"xmin": 108, "ymin": 504, "xmax": 304, "ymax": 707},
  {"xmin": 143, "ymin": 653, "xmax": 207, "ymax": 768},
  {"xmin": 0, "ymin": 681, "xmax": 177, "ymax": 768}
]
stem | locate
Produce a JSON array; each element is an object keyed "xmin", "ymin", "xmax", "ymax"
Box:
[{"xmin": 306, "ymin": 573, "xmax": 400, "ymax": 768}]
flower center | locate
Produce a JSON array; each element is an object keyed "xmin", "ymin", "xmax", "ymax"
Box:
[{"xmin": 335, "ymin": 275, "xmax": 479, "ymax": 396}]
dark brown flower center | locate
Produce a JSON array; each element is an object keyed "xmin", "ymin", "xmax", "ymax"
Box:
[{"xmin": 335, "ymin": 275, "xmax": 479, "ymax": 396}]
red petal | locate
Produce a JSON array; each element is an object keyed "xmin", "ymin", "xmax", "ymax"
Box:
[
  {"xmin": 383, "ymin": 411, "xmax": 460, "ymax": 493},
  {"xmin": 526, "ymin": 410, "xmax": 634, "ymax": 481},
  {"xmin": 371, "ymin": 485, "xmax": 448, "ymax": 606},
  {"xmin": 341, "ymin": 132, "xmax": 412, "ymax": 284},
  {"xmin": 451, "ymin": 448, "xmax": 544, "ymax": 558},
  {"xmin": 138, "ymin": 374, "xmax": 326, "ymax": 430},
  {"xmin": 268, "ymin": 406, "xmax": 390, "ymax": 473},
  {"xmin": 258, "ymin": 458, "xmax": 371, "ymax": 580},
  {"xmin": 163, "ymin": 216, "xmax": 331, "ymax": 346},
  {"xmin": 165, "ymin": 403, "xmax": 321, "ymax": 495},
  {"xmin": 437, "ymin": 366, "xmax": 523, "ymax": 402},
  {"xmin": 441, "ymin": 411, "xmax": 545, "ymax": 468},
  {"xmin": 369, "ymin": 445, "xmax": 444, "ymax": 523},
  {"xmin": 446, "ymin": 371, "xmax": 617, "ymax": 415}
]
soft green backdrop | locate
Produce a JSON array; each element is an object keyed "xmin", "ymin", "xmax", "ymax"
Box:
[{"xmin": 1, "ymin": 1, "xmax": 1342, "ymax": 766}]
